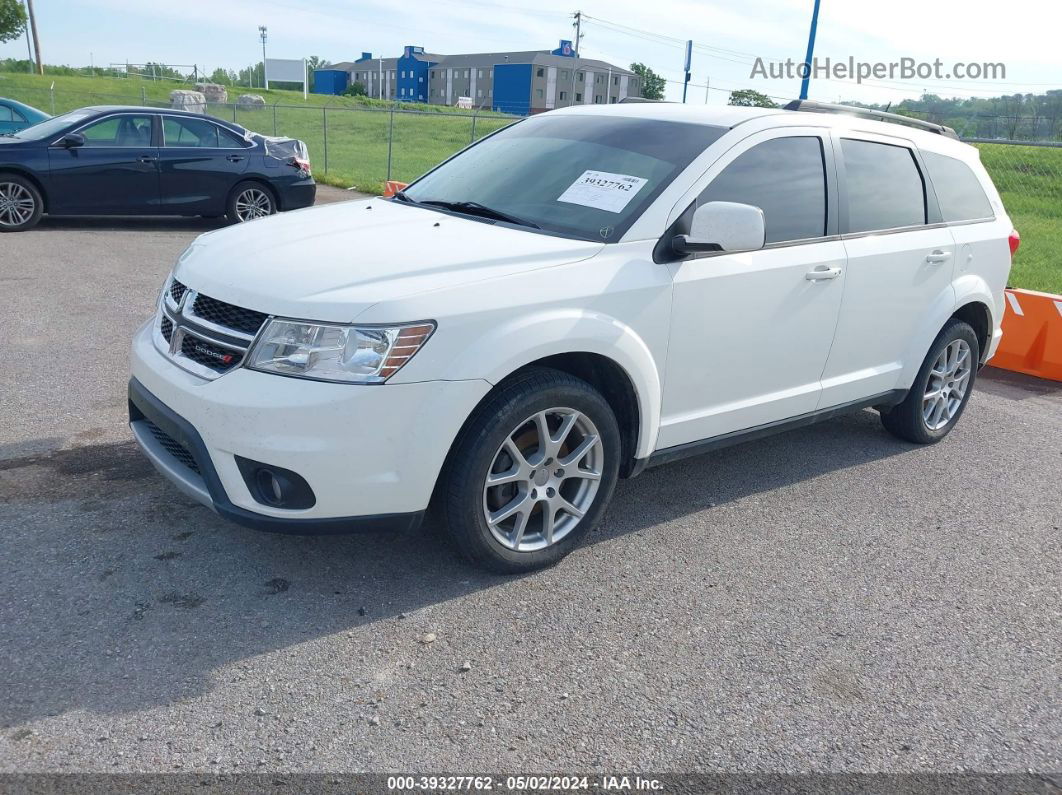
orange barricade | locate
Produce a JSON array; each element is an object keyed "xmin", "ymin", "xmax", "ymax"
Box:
[
  {"xmin": 989, "ymin": 288, "xmax": 1062, "ymax": 382},
  {"xmin": 382, "ymin": 180, "xmax": 408, "ymax": 198}
]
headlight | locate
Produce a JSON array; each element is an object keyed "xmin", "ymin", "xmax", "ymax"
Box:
[{"xmin": 247, "ymin": 319, "xmax": 435, "ymax": 383}]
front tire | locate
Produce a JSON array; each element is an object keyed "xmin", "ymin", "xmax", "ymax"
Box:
[
  {"xmin": 440, "ymin": 367, "xmax": 621, "ymax": 574},
  {"xmin": 227, "ymin": 181, "xmax": 276, "ymax": 223},
  {"xmin": 881, "ymin": 318, "xmax": 979, "ymax": 444},
  {"xmin": 0, "ymin": 174, "xmax": 43, "ymax": 232}
]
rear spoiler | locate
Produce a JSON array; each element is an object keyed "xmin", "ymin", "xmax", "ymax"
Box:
[{"xmin": 784, "ymin": 99, "xmax": 959, "ymax": 140}]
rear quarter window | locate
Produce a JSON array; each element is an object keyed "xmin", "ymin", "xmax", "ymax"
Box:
[
  {"xmin": 921, "ymin": 150, "xmax": 994, "ymax": 222},
  {"xmin": 841, "ymin": 138, "xmax": 926, "ymax": 234}
]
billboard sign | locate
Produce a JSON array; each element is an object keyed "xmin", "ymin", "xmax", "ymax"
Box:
[{"xmin": 265, "ymin": 57, "xmax": 308, "ymax": 97}]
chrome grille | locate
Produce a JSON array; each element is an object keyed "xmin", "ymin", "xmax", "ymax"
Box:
[
  {"xmin": 155, "ymin": 277, "xmax": 270, "ymax": 381},
  {"xmin": 170, "ymin": 279, "xmax": 188, "ymax": 304},
  {"xmin": 192, "ymin": 294, "xmax": 268, "ymax": 336}
]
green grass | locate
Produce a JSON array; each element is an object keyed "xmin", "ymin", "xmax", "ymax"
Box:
[
  {"xmin": 975, "ymin": 143, "xmax": 1062, "ymax": 294},
  {"xmin": 2, "ymin": 73, "xmax": 1060, "ymax": 293}
]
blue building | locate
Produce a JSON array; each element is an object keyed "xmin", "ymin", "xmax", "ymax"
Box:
[
  {"xmin": 311, "ymin": 68, "xmax": 349, "ymax": 95},
  {"xmin": 319, "ymin": 42, "xmax": 641, "ymax": 115}
]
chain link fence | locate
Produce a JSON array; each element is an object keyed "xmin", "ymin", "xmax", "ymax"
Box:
[{"xmin": 970, "ymin": 139, "xmax": 1062, "ymax": 293}]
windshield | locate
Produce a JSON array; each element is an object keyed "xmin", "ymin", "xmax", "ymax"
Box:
[
  {"xmin": 10, "ymin": 109, "xmax": 97, "ymax": 141},
  {"xmin": 402, "ymin": 115, "xmax": 726, "ymax": 242}
]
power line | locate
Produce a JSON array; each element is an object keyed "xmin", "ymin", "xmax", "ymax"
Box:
[{"xmin": 578, "ymin": 11, "xmax": 1059, "ymax": 99}]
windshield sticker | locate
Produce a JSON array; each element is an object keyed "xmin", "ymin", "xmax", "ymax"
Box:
[{"xmin": 557, "ymin": 170, "xmax": 649, "ymax": 214}]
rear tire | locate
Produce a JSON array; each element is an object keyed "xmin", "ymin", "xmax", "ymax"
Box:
[
  {"xmin": 880, "ymin": 318, "xmax": 979, "ymax": 444},
  {"xmin": 227, "ymin": 181, "xmax": 276, "ymax": 223},
  {"xmin": 0, "ymin": 174, "xmax": 43, "ymax": 232},
  {"xmin": 440, "ymin": 367, "xmax": 621, "ymax": 574}
]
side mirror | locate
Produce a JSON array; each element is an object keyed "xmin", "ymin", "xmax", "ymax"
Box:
[
  {"xmin": 58, "ymin": 132, "xmax": 85, "ymax": 148},
  {"xmin": 673, "ymin": 201, "xmax": 766, "ymax": 255}
]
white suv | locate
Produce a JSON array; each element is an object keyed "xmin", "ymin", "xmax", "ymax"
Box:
[{"xmin": 129, "ymin": 101, "xmax": 1015, "ymax": 573}]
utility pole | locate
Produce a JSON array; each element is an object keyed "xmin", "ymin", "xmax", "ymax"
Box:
[
  {"xmin": 704, "ymin": 75, "xmax": 710, "ymax": 104},
  {"xmin": 26, "ymin": 0, "xmax": 42, "ymax": 75},
  {"xmin": 23, "ymin": 4, "xmax": 33, "ymax": 72},
  {"xmin": 259, "ymin": 25, "xmax": 268, "ymax": 89},
  {"xmin": 798, "ymin": 0, "xmax": 821, "ymax": 100},
  {"xmin": 682, "ymin": 40, "xmax": 692, "ymax": 103},
  {"xmin": 572, "ymin": 11, "xmax": 582, "ymax": 57}
]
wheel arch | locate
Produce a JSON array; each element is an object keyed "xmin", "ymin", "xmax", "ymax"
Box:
[
  {"xmin": 0, "ymin": 167, "xmax": 48, "ymax": 212},
  {"xmin": 951, "ymin": 300, "xmax": 992, "ymax": 363},
  {"xmin": 428, "ymin": 310, "xmax": 663, "ymax": 465}
]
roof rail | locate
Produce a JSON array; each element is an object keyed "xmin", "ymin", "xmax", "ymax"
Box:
[
  {"xmin": 618, "ymin": 96, "xmax": 669, "ymax": 104},
  {"xmin": 783, "ymin": 99, "xmax": 959, "ymax": 140}
]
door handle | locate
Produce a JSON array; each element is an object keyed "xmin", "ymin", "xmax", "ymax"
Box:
[
  {"xmin": 226, "ymin": 155, "xmax": 245, "ymax": 162},
  {"xmin": 926, "ymin": 250, "xmax": 952, "ymax": 264},
  {"xmin": 137, "ymin": 155, "xmax": 157, "ymax": 163},
  {"xmin": 805, "ymin": 266, "xmax": 842, "ymax": 281}
]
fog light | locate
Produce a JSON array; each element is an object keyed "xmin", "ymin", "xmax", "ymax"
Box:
[
  {"xmin": 235, "ymin": 457, "xmax": 316, "ymax": 510},
  {"xmin": 256, "ymin": 469, "xmax": 285, "ymax": 505}
]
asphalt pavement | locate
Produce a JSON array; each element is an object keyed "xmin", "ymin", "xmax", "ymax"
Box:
[{"xmin": 1, "ymin": 188, "xmax": 1059, "ymax": 774}]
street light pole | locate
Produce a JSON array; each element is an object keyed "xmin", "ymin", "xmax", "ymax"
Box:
[
  {"xmin": 259, "ymin": 25, "xmax": 268, "ymax": 90},
  {"xmin": 798, "ymin": 0, "xmax": 821, "ymax": 100}
]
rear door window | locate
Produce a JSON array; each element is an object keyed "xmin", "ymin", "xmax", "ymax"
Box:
[
  {"xmin": 841, "ymin": 138, "xmax": 926, "ymax": 233},
  {"xmin": 164, "ymin": 117, "xmax": 222, "ymax": 148},
  {"xmin": 921, "ymin": 151, "xmax": 994, "ymax": 222},
  {"xmin": 697, "ymin": 136, "xmax": 827, "ymax": 244}
]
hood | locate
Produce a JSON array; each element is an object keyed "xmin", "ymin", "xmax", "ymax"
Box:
[{"xmin": 173, "ymin": 198, "xmax": 603, "ymax": 322}]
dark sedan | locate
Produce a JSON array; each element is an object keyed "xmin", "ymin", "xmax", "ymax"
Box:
[{"xmin": 0, "ymin": 105, "xmax": 315, "ymax": 232}]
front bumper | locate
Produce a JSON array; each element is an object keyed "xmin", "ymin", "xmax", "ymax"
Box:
[{"xmin": 129, "ymin": 322, "xmax": 491, "ymax": 533}]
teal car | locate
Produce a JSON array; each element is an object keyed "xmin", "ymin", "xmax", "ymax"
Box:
[{"xmin": 0, "ymin": 98, "xmax": 50, "ymax": 135}]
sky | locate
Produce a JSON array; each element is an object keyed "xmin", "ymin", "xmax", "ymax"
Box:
[{"xmin": 2, "ymin": 0, "xmax": 1060, "ymax": 106}]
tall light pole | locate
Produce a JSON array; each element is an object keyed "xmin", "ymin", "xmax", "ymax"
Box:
[
  {"xmin": 259, "ymin": 25, "xmax": 268, "ymax": 90},
  {"xmin": 798, "ymin": 0, "xmax": 821, "ymax": 100},
  {"xmin": 681, "ymin": 40, "xmax": 692, "ymax": 103}
]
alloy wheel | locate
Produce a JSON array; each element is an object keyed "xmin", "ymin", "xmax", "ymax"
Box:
[
  {"xmin": 922, "ymin": 339, "xmax": 972, "ymax": 430},
  {"xmin": 0, "ymin": 181, "xmax": 35, "ymax": 228},
  {"xmin": 234, "ymin": 188, "xmax": 273, "ymax": 221},
  {"xmin": 482, "ymin": 407, "xmax": 603, "ymax": 552}
]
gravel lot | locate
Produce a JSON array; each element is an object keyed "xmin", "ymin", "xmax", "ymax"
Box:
[{"xmin": 1, "ymin": 188, "xmax": 1060, "ymax": 775}]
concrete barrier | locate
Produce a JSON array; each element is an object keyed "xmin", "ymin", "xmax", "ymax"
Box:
[{"xmin": 989, "ymin": 288, "xmax": 1062, "ymax": 382}]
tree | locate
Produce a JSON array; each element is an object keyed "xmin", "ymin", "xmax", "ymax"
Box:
[
  {"xmin": 209, "ymin": 67, "xmax": 233, "ymax": 86},
  {"xmin": 306, "ymin": 56, "xmax": 329, "ymax": 90},
  {"xmin": 728, "ymin": 89, "xmax": 777, "ymax": 108},
  {"xmin": 343, "ymin": 81, "xmax": 367, "ymax": 97},
  {"xmin": 629, "ymin": 62, "xmax": 665, "ymax": 101},
  {"xmin": 0, "ymin": 0, "xmax": 27, "ymax": 43},
  {"xmin": 238, "ymin": 62, "xmax": 265, "ymax": 88}
]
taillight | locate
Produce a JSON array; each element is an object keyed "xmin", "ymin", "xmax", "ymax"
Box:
[
  {"xmin": 293, "ymin": 157, "xmax": 311, "ymax": 176},
  {"xmin": 1008, "ymin": 229, "xmax": 1020, "ymax": 256}
]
